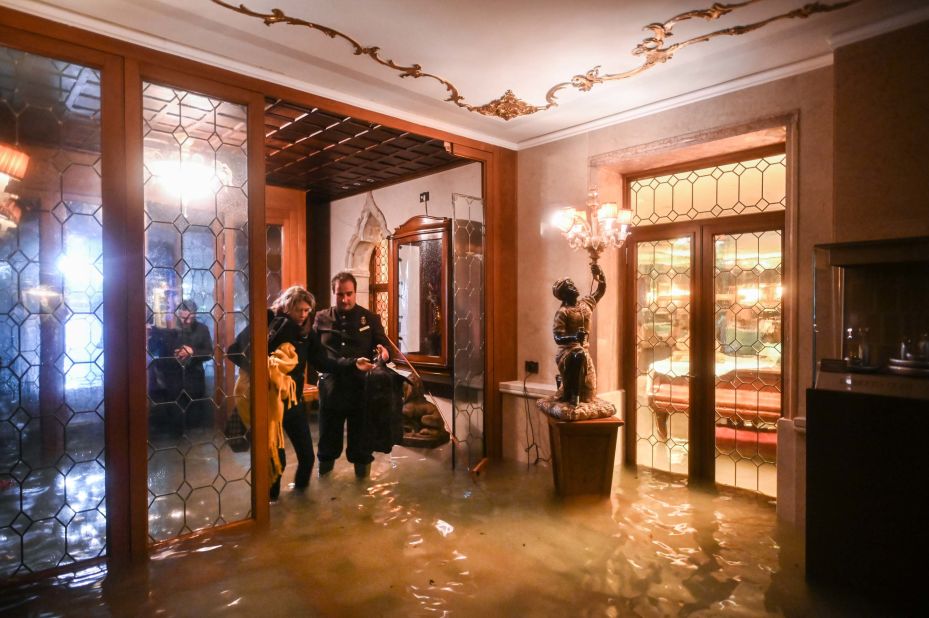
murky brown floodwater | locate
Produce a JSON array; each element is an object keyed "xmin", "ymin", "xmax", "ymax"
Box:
[{"xmin": 0, "ymin": 442, "xmax": 895, "ymax": 616}]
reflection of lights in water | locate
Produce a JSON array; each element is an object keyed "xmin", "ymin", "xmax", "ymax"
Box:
[
  {"xmin": 11, "ymin": 454, "xmax": 795, "ymax": 615},
  {"xmin": 434, "ymin": 519, "xmax": 454, "ymax": 537}
]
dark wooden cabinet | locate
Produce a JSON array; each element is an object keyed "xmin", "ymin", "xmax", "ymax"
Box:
[{"xmin": 806, "ymin": 388, "xmax": 929, "ymax": 611}]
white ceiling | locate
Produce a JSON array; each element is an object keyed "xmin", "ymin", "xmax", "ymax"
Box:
[{"xmin": 6, "ymin": 0, "xmax": 929, "ymax": 149}]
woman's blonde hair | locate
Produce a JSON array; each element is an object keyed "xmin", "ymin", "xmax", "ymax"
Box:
[{"xmin": 271, "ymin": 286, "xmax": 316, "ymax": 333}]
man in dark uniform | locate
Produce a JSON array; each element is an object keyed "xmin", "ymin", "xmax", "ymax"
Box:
[{"xmin": 315, "ymin": 271, "xmax": 390, "ymax": 478}]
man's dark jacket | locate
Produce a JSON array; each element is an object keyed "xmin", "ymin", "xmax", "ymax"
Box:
[{"xmin": 314, "ymin": 305, "xmax": 391, "ymax": 409}]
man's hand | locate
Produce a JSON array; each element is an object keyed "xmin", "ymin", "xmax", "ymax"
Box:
[
  {"xmin": 174, "ymin": 345, "xmax": 193, "ymax": 361},
  {"xmin": 355, "ymin": 358, "xmax": 376, "ymax": 372},
  {"xmin": 375, "ymin": 344, "xmax": 389, "ymax": 362},
  {"xmin": 591, "ymin": 263, "xmax": 604, "ymax": 280}
]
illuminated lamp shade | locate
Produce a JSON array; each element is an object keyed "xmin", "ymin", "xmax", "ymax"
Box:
[
  {"xmin": 552, "ymin": 207, "xmax": 578, "ymax": 233},
  {"xmin": 0, "ymin": 143, "xmax": 29, "ymax": 189},
  {"xmin": 596, "ymin": 201, "xmax": 618, "ymax": 225},
  {"xmin": 0, "ymin": 143, "xmax": 29, "ymax": 231},
  {"xmin": 617, "ymin": 206, "xmax": 633, "ymax": 225},
  {"xmin": 551, "ymin": 188, "xmax": 635, "ymax": 264}
]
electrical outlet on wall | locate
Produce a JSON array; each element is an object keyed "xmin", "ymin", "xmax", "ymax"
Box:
[
  {"xmin": 525, "ymin": 360, "xmax": 539, "ymax": 374},
  {"xmin": 419, "ymin": 191, "xmax": 429, "ymax": 203}
]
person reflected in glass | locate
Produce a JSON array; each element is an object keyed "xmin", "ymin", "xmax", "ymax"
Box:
[
  {"xmin": 552, "ymin": 262, "xmax": 606, "ymax": 406},
  {"xmin": 148, "ymin": 300, "xmax": 214, "ymax": 434},
  {"xmin": 226, "ymin": 285, "xmax": 376, "ymax": 500}
]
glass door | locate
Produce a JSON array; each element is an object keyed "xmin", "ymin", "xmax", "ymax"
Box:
[
  {"xmin": 634, "ymin": 235, "xmax": 693, "ymax": 476},
  {"xmin": 142, "ymin": 81, "xmax": 253, "ymax": 541},
  {"xmin": 712, "ymin": 229, "xmax": 782, "ymax": 495},
  {"xmin": 0, "ymin": 44, "xmax": 109, "ymax": 577},
  {"xmin": 629, "ymin": 218, "xmax": 783, "ymax": 495}
]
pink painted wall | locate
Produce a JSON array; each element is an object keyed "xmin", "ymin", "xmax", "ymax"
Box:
[{"xmin": 518, "ymin": 67, "xmax": 835, "ymax": 420}]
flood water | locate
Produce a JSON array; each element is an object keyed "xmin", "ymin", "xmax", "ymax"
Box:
[{"xmin": 0, "ymin": 443, "xmax": 894, "ymax": 616}]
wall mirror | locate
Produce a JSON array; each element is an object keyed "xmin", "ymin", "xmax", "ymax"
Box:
[{"xmin": 390, "ymin": 215, "xmax": 451, "ymax": 371}]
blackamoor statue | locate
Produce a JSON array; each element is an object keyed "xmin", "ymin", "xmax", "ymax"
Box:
[{"xmin": 537, "ymin": 262, "xmax": 617, "ymax": 421}]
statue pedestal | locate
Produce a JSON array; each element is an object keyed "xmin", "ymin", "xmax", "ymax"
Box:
[{"xmin": 546, "ymin": 415, "xmax": 623, "ymax": 497}]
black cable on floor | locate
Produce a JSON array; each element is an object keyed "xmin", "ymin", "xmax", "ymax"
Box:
[{"xmin": 523, "ymin": 372, "xmax": 549, "ymax": 466}]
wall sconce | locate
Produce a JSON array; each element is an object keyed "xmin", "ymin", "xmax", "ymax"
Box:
[
  {"xmin": 0, "ymin": 143, "xmax": 30, "ymax": 231},
  {"xmin": 551, "ymin": 189, "xmax": 632, "ymax": 264}
]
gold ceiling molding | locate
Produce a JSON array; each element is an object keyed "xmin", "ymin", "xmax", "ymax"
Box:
[{"xmin": 212, "ymin": 0, "xmax": 856, "ymax": 121}]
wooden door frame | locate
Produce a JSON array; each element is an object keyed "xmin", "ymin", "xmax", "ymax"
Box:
[
  {"xmin": 622, "ymin": 211, "xmax": 784, "ymax": 484},
  {"xmin": 265, "ymin": 185, "xmax": 307, "ymax": 293}
]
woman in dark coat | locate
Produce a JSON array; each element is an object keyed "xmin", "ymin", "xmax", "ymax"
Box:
[{"xmin": 227, "ymin": 286, "xmax": 372, "ymax": 499}]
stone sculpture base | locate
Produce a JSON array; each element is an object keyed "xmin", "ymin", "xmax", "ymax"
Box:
[{"xmin": 536, "ymin": 396, "xmax": 616, "ymax": 421}]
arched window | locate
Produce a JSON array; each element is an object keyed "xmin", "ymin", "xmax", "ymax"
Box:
[{"xmin": 369, "ymin": 238, "xmax": 389, "ymax": 338}]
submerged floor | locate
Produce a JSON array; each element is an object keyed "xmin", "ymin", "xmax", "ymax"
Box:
[{"xmin": 0, "ymin": 442, "xmax": 892, "ymax": 616}]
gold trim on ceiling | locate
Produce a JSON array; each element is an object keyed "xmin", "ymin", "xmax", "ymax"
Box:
[{"xmin": 212, "ymin": 0, "xmax": 856, "ymax": 121}]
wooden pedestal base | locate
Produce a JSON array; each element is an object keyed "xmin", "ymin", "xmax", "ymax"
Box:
[{"xmin": 546, "ymin": 415, "xmax": 623, "ymax": 497}]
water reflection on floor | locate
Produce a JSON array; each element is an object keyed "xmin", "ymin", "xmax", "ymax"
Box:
[{"xmin": 0, "ymin": 444, "xmax": 888, "ymax": 617}]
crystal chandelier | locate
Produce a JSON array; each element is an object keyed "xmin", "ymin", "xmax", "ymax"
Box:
[{"xmin": 551, "ymin": 189, "xmax": 633, "ymax": 264}]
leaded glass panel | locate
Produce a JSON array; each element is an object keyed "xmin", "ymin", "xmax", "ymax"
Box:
[
  {"xmin": 635, "ymin": 237, "xmax": 691, "ymax": 475},
  {"xmin": 713, "ymin": 230, "xmax": 782, "ymax": 496},
  {"xmin": 369, "ymin": 238, "xmax": 389, "ymax": 338},
  {"xmin": 630, "ymin": 154, "xmax": 786, "ymax": 227},
  {"xmin": 0, "ymin": 46, "xmax": 106, "ymax": 576},
  {"xmin": 142, "ymin": 81, "xmax": 251, "ymax": 542},
  {"xmin": 266, "ymin": 224, "xmax": 282, "ymax": 305},
  {"xmin": 451, "ymin": 194, "xmax": 484, "ymax": 470}
]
